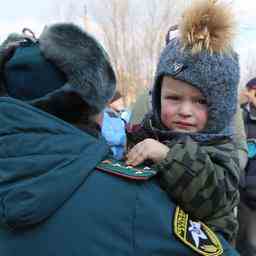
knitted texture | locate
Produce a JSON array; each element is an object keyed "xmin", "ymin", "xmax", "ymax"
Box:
[{"xmin": 152, "ymin": 38, "xmax": 239, "ymax": 135}]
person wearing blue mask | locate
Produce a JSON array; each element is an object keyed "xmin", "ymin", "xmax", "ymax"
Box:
[{"xmin": 102, "ymin": 92, "xmax": 127, "ymax": 160}]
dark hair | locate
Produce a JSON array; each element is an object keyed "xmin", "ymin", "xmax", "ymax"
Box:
[
  {"xmin": 110, "ymin": 91, "xmax": 122, "ymax": 103},
  {"xmin": 246, "ymin": 78, "xmax": 256, "ymax": 89}
]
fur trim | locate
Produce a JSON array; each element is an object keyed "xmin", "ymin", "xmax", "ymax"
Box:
[
  {"xmin": 39, "ymin": 23, "xmax": 116, "ymax": 113},
  {"xmin": 180, "ymin": 0, "xmax": 235, "ymax": 54}
]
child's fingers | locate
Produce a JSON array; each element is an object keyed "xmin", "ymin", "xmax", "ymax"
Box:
[
  {"xmin": 126, "ymin": 145, "xmax": 147, "ymax": 166},
  {"xmin": 126, "ymin": 147, "xmax": 136, "ymax": 161},
  {"xmin": 125, "ymin": 150, "xmax": 137, "ymax": 165},
  {"xmin": 126, "ymin": 150, "xmax": 141, "ymax": 165},
  {"xmin": 126, "ymin": 154, "xmax": 145, "ymax": 166}
]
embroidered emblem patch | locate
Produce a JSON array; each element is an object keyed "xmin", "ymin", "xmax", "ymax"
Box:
[
  {"xmin": 173, "ymin": 207, "xmax": 223, "ymax": 256},
  {"xmin": 172, "ymin": 62, "xmax": 184, "ymax": 75},
  {"xmin": 96, "ymin": 159, "xmax": 157, "ymax": 180}
]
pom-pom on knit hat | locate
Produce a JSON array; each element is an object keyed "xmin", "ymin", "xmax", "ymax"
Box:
[{"xmin": 152, "ymin": 0, "xmax": 240, "ymax": 136}]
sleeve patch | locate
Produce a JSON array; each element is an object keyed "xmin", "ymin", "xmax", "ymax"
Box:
[{"xmin": 173, "ymin": 206, "xmax": 223, "ymax": 256}]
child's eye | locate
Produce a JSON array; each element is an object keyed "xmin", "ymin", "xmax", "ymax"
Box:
[
  {"xmin": 195, "ymin": 98, "xmax": 207, "ymax": 105},
  {"xmin": 166, "ymin": 95, "xmax": 180, "ymax": 101}
]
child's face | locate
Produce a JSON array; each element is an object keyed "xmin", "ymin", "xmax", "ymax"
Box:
[
  {"xmin": 248, "ymin": 88, "xmax": 256, "ymax": 98},
  {"xmin": 160, "ymin": 77, "xmax": 208, "ymax": 133}
]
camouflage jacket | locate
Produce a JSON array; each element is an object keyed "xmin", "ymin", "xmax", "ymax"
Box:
[{"xmin": 127, "ymin": 118, "xmax": 241, "ymax": 242}]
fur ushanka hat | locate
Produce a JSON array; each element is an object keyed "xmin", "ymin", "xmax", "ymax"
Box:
[
  {"xmin": 0, "ymin": 23, "xmax": 116, "ymax": 115},
  {"xmin": 152, "ymin": 0, "xmax": 240, "ymax": 137}
]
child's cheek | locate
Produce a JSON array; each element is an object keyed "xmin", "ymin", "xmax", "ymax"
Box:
[
  {"xmin": 161, "ymin": 109, "xmax": 172, "ymax": 127},
  {"xmin": 197, "ymin": 111, "xmax": 208, "ymax": 130}
]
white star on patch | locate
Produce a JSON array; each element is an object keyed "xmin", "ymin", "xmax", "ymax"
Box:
[
  {"xmin": 113, "ymin": 163, "xmax": 122, "ymax": 167},
  {"xmin": 188, "ymin": 221, "xmax": 208, "ymax": 248}
]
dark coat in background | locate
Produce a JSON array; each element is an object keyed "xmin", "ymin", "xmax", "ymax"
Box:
[{"xmin": 237, "ymin": 106, "xmax": 256, "ymax": 256}]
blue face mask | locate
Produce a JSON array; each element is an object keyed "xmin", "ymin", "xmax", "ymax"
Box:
[
  {"xmin": 101, "ymin": 108, "xmax": 127, "ymax": 160},
  {"xmin": 248, "ymin": 139, "xmax": 256, "ymax": 159}
]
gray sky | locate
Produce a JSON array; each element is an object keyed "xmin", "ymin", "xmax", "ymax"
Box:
[
  {"xmin": 1, "ymin": 0, "xmax": 256, "ymax": 50},
  {"xmin": 0, "ymin": 0, "xmax": 53, "ymax": 40},
  {"xmin": 0, "ymin": 0, "xmax": 89, "ymax": 40}
]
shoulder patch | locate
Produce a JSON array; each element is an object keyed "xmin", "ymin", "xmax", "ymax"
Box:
[
  {"xmin": 96, "ymin": 159, "xmax": 157, "ymax": 180},
  {"xmin": 173, "ymin": 206, "xmax": 223, "ymax": 256}
]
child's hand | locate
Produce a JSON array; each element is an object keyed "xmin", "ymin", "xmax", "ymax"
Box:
[{"xmin": 126, "ymin": 139, "xmax": 169, "ymax": 166}]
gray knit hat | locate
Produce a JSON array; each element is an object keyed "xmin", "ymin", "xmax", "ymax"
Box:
[
  {"xmin": 0, "ymin": 23, "xmax": 116, "ymax": 115},
  {"xmin": 152, "ymin": 0, "xmax": 240, "ymax": 136}
]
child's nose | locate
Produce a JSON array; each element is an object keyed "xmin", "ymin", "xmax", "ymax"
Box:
[{"xmin": 178, "ymin": 101, "xmax": 193, "ymax": 116}]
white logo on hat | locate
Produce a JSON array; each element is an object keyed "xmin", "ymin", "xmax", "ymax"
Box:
[{"xmin": 173, "ymin": 62, "xmax": 183, "ymax": 74}]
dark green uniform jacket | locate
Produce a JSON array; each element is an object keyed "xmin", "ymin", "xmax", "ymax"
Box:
[{"xmin": 0, "ymin": 98, "xmax": 239, "ymax": 256}]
